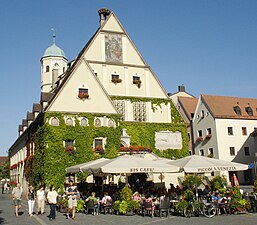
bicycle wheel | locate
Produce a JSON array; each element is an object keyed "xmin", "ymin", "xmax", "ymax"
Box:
[
  {"xmin": 202, "ymin": 203, "xmax": 216, "ymax": 218},
  {"xmin": 184, "ymin": 204, "xmax": 194, "ymax": 218}
]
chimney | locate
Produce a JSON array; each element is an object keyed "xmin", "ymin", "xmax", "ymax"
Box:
[
  {"xmin": 178, "ymin": 84, "xmax": 185, "ymax": 92},
  {"xmin": 98, "ymin": 8, "xmax": 111, "ymax": 26}
]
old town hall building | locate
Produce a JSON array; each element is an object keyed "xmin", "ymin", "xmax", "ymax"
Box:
[{"xmin": 9, "ymin": 9, "xmax": 188, "ymax": 189}]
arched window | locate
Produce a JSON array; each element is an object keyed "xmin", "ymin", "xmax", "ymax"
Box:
[
  {"xmin": 94, "ymin": 118, "xmax": 101, "ymax": 127},
  {"xmin": 80, "ymin": 118, "xmax": 88, "ymax": 126},
  {"xmin": 46, "ymin": 65, "xmax": 50, "ymax": 72},
  {"xmin": 50, "ymin": 117, "xmax": 59, "ymax": 126},
  {"xmin": 108, "ymin": 119, "xmax": 115, "ymax": 127},
  {"xmin": 66, "ymin": 118, "xmax": 73, "ymax": 126}
]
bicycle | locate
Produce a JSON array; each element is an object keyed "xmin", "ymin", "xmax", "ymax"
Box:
[{"xmin": 184, "ymin": 197, "xmax": 216, "ymax": 218}]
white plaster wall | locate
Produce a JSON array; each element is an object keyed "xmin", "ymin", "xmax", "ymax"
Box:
[
  {"xmin": 47, "ymin": 60, "xmax": 117, "ymax": 114},
  {"xmin": 84, "ymin": 34, "xmax": 103, "ymax": 62},
  {"xmin": 216, "ymin": 118, "xmax": 257, "ymax": 165},
  {"xmin": 41, "ymin": 57, "xmax": 67, "ymax": 92},
  {"xmin": 102, "ymin": 15, "xmax": 124, "ymax": 33}
]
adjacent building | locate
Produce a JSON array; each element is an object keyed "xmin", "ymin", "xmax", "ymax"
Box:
[{"xmin": 193, "ymin": 94, "xmax": 257, "ymax": 184}]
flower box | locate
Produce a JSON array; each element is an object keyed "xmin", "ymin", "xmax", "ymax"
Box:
[
  {"xmin": 120, "ymin": 146, "xmax": 152, "ymax": 153},
  {"xmin": 112, "ymin": 78, "xmax": 122, "ymax": 84},
  {"xmin": 196, "ymin": 137, "xmax": 203, "ymax": 142},
  {"xmin": 205, "ymin": 134, "xmax": 212, "ymax": 139},
  {"xmin": 95, "ymin": 145, "xmax": 105, "ymax": 155},
  {"xmin": 65, "ymin": 145, "xmax": 75, "ymax": 155},
  {"xmin": 10, "ymin": 164, "xmax": 18, "ymax": 170},
  {"xmin": 133, "ymin": 80, "xmax": 142, "ymax": 86},
  {"xmin": 78, "ymin": 93, "xmax": 89, "ymax": 99}
]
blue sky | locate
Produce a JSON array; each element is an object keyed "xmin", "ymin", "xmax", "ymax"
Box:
[{"xmin": 1, "ymin": 0, "xmax": 257, "ymax": 155}]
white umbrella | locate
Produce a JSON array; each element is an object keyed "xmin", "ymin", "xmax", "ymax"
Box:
[
  {"xmin": 166, "ymin": 155, "xmax": 248, "ymax": 173},
  {"xmin": 1, "ymin": 178, "xmax": 10, "ymax": 182},
  {"xmin": 65, "ymin": 158, "xmax": 109, "ymax": 173},
  {"xmin": 80, "ymin": 154, "xmax": 180, "ymax": 174}
]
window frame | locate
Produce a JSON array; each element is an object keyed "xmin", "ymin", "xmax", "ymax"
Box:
[
  {"xmin": 244, "ymin": 146, "xmax": 250, "ymax": 156},
  {"xmin": 227, "ymin": 127, "xmax": 233, "ymax": 136},
  {"xmin": 229, "ymin": 147, "xmax": 235, "ymax": 156},
  {"xmin": 242, "ymin": 127, "xmax": 247, "ymax": 136}
]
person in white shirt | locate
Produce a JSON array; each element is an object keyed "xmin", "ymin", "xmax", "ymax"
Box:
[
  {"xmin": 47, "ymin": 186, "xmax": 58, "ymax": 221},
  {"xmin": 65, "ymin": 180, "xmax": 78, "ymax": 220},
  {"xmin": 36, "ymin": 185, "xmax": 45, "ymax": 215}
]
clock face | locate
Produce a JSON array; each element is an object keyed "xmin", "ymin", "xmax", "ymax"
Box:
[{"xmin": 54, "ymin": 63, "xmax": 59, "ymax": 67}]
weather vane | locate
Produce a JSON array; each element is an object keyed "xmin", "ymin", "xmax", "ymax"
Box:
[{"xmin": 51, "ymin": 28, "xmax": 56, "ymax": 44}]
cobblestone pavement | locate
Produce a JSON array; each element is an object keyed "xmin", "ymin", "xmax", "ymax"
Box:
[{"xmin": 0, "ymin": 193, "xmax": 257, "ymax": 225}]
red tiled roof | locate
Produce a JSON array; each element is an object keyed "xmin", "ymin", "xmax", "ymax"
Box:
[
  {"xmin": 202, "ymin": 94, "xmax": 257, "ymax": 119},
  {"xmin": 178, "ymin": 96, "xmax": 198, "ymax": 120}
]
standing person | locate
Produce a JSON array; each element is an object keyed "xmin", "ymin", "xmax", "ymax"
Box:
[
  {"xmin": 26, "ymin": 185, "xmax": 35, "ymax": 217},
  {"xmin": 65, "ymin": 180, "xmax": 78, "ymax": 220},
  {"xmin": 12, "ymin": 183, "xmax": 22, "ymax": 217},
  {"xmin": 47, "ymin": 186, "xmax": 58, "ymax": 221},
  {"xmin": 36, "ymin": 185, "xmax": 45, "ymax": 215},
  {"xmin": 1, "ymin": 181, "xmax": 4, "ymax": 194}
]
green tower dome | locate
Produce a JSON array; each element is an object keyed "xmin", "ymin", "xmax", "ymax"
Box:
[{"xmin": 42, "ymin": 42, "xmax": 66, "ymax": 58}]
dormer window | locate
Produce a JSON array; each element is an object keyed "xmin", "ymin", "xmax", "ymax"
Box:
[
  {"xmin": 233, "ymin": 106, "xmax": 241, "ymax": 116},
  {"xmin": 78, "ymin": 88, "xmax": 89, "ymax": 99},
  {"xmin": 245, "ymin": 106, "xmax": 253, "ymax": 116}
]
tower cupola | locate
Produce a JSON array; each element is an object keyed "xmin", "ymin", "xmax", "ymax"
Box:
[{"xmin": 41, "ymin": 30, "xmax": 68, "ymax": 93}]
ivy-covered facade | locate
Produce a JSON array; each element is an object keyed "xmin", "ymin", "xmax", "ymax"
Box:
[{"xmin": 23, "ymin": 98, "xmax": 188, "ymax": 189}]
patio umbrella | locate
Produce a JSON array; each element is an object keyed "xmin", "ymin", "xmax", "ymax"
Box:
[
  {"xmin": 166, "ymin": 155, "xmax": 248, "ymax": 173},
  {"xmin": 65, "ymin": 158, "xmax": 109, "ymax": 173},
  {"xmin": 165, "ymin": 155, "xmax": 248, "ymax": 196},
  {"xmin": 79, "ymin": 154, "xmax": 180, "ymax": 174}
]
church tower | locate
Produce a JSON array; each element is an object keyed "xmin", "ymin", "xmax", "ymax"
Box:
[{"xmin": 40, "ymin": 32, "xmax": 67, "ymax": 93}]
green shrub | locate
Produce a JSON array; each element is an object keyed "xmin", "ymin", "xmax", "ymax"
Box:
[
  {"xmin": 182, "ymin": 174, "xmax": 203, "ymax": 190},
  {"xmin": 120, "ymin": 185, "xmax": 133, "ymax": 202},
  {"xmin": 75, "ymin": 200, "xmax": 85, "ymax": 213},
  {"xmin": 113, "ymin": 200, "xmax": 121, "ymax": 211},
  {"xmin": 229, "ymin": 186, "xmax": 250, "ymax": 211},
  {"xmin": 175, "ymin": 200, "xmax": 190, "ymax": 215},
  {"xmin": 118, "ymin": 200, "xmax": 128, "ymax": 214},
  {"xmin": 210, "ymin": 175, "xmax": 227, "ymax": 191}
]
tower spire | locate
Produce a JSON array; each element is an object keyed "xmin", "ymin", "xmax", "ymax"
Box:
[{"xmin": 51, "ymin": 28, "xmax": 56, "ymax": 44}]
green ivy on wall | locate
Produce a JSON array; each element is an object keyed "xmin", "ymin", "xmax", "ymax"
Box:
[
  {"xmin": 31, "ymin": 112, "xmax": 121, "ymax": 189},
  {"xmin": 121, "ymin": 121, "xmax": 189, "ymax": 159},
  {"xmin": 111, "ymin": 96, "xmax": 184, "ymax": 123},
  {"xmin": 29, "ymin": 97, "xmax": 188, "ymax": 189}
]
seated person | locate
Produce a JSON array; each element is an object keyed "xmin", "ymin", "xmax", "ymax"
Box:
[
  {"xmin": 211, "ymin": 191, "xmax": 221, "ymax": 204},
  {"xmin": 101, "ymin": 192, "xmax": 112, "ymax": 205},
  {"xmin": 85, "ymin": 192, "xmax": 100, "ymax": 214},
  {"xmin": 133, "ymin": 192, "xmax": 141, "ymax": 201}
]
